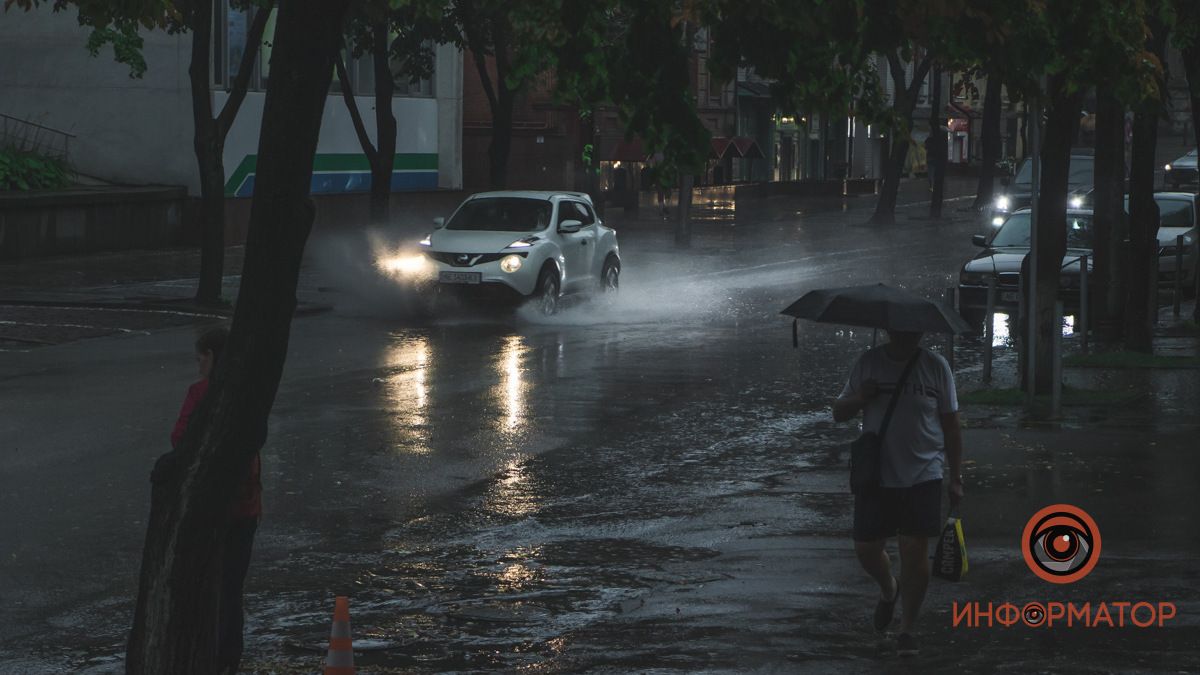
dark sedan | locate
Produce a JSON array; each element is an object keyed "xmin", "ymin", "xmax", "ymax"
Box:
[
  {"xmin": 958, "ymin": 209, "xmax": 1094, "ymax": 327},
  {"xmin": 1164, "ymin": 149, "xmax": 1197, "ymax": 190}
]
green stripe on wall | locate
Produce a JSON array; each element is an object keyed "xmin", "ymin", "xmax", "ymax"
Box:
[{"xmin": 224, "ymin": 153, "xmax": 439, "ymax": 195}]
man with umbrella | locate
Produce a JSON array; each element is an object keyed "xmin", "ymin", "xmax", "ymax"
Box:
[{"xmin": 784, "ymin": 285, "xmax": 966, "ymax": 657}]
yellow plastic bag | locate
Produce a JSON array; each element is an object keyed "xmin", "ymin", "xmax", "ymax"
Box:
[{"xmin": 932, "ymin": 512, "xmax": 968, "ymax": 581}]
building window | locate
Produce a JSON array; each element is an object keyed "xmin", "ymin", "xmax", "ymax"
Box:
[{"xmin": 210, "ymin": 2, "xmax": 433, "ymax": 97}]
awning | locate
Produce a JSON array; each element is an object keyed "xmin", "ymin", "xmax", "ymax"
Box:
[
  {"xmin": 711, "ymin": 136, "xmax": 765, "ymax": 160},
  {"xmin": 732, "ymin": 136, "xmax": 765, "ymax": 159},
  {"xmin": 604, "ymin": 138, "xmax": 648, "ymax": 162},
  {"xmin": 710, "ymin": 137, "xmax": 734, "ymax": 160}
]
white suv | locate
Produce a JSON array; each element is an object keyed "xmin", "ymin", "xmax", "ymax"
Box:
[{"xmin": 383, "ymin": 191, "xmax": 621, "ymax": 314}]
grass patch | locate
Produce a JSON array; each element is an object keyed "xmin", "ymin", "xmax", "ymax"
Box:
[
  {"xmin": 961, "ymin": 385, "xmax": 1142, "ymax": 408},
  {"xmin": 1064, "ymin": 351, "xmax": 1200, "ymax": 369}
]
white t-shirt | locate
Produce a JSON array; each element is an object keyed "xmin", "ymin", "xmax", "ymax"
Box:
[{"xmin": 839, "ymin": 346, "xmax": 959, "ymax": 488}]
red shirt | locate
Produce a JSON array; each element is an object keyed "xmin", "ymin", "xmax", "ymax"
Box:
[{"xmin": 172, "ymin": 379, "xmax": 262, "ymax": 518}]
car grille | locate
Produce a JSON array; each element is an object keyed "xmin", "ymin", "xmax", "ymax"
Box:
[
  {"xmin": 997, "ymin": 272, "xmax": 1021, "ymax": 288},
  {"xmin": 426, "ymin": 252, "xmax": 509, "ymax": 267},
  {"xmin": 1166, "ymin": 168, "xmax": 1198, "ymax": 183}
]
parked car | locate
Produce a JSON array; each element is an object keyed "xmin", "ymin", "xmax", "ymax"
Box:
[
  {"xmin": 378, "ymin": 191, "xmax": 621, "ymax": 315},
  {"xmin": 1164, "ymin": 149, "xmax": 1198, "ymax": 190},
  {"xmin": 989, "ymin": 154, "xmax": 1095, "ymax": 226},
  {"xmin": 958, "ymin": 208, "xmax": 1094, "ymax": 328},
  {"xmin": 1125, "ymin": 192, "xmax": 1198, "ymax": 294}
]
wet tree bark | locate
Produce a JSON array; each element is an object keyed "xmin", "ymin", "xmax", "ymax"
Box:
[
  {"xmin": 870, "ymin": 50, "xmax": 931, "ymax": 225},
  {"xmin": 1033, "ymin": 75, "xmax": 1083, "ymax": 395},
  {"xmin": 125, "ymin": 1, "xmax": 349, "ymax": 673},
  {"xmin": 928, "ymin": 65, "xmax": 946, "ymax": 219},
  {"xmin": 468, "ymin": 16, "xmax": 515, "ymax": 191},
  {"xmin": 192, "ymin": 0, "xmax": 271, "ymax": 306},
  {"xmin": 1091, "ymin": 86, "xmax": 1128, "ymax": 339},
  {"xmin": 1182, "ymin": 44, "xmax": 1200, "ymax": 323},
  {"xmin": 676, "ymin": 173, "xmax": 694, "ymax": 247},
  {"xmin": 335, "ymin": 22, "xmax": 398, "ymax": 226},
  {"xmin": 1125, "ymin": 23, "xmax": 1168, "ymax": 353},
  {"xmin": 972, "ymin": 67, "xmax": 1002, "ymax": 211}
]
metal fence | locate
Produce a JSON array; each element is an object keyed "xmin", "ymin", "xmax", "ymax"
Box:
[{"xmin": 0, "ymin": 113, "xmax": 75, "ymax": 161}]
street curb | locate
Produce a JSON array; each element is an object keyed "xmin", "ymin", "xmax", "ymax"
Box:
[{"xmin": 0, "ymin": 298, "xmax": 334, "ymax": 318}]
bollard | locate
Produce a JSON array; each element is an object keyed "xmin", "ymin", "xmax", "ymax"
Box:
[
  {"xmin": 1079, "ymin": 255, "xmax": 1089, "ymax": 355},
  {"xmin": 1052, "ymin": 300, "xmax": 1063, "ymax": 419},
  {"xmin": 1174, "ymin": 234, "xmax": 1184, "ymax": 318},
  {"xmin": 983, "ymin": 278, "xmax": 996, "ymax": 383},
  {"xmin": 944, "ymin": 287, "xmax": 956, "ymax": 372}
]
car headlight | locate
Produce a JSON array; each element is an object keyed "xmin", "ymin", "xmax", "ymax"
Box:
[
  {"xmin": 418, "ymin": 234, "xmax": 432, "ymax": 246},
  {"xmin": 1069, "ymin": 196, "xmax": 1084, "ymax": 209},
  {"xmin": 500, "ymin": 254, "xmax": 523, "ymax": 273},
  {"xmin": 995, "ymin": 196, "xmax": 1010, "ymax": 211},
  {"xmin": 991, "ymin": 216, "xmax": 1005, "ymax": 227},
  {"xmin": 959, "ymin": 270, "xmax": 990, "ymax": 286},
  {"xmin": 1164, "ymin": 163, "xmax": 1172, "ymax": 172},
  {"xmin": 379, "ymin": 254, "xmax": 429, "ymax": 276}
]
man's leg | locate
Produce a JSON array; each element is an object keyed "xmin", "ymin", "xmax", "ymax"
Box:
[
  {"xmin": 896, "ymin": 535, "xmax": 931, "ymax": 633},
  {"xmin": 854, "ymin": 539, "xmax": 897, "ymax": 600}
]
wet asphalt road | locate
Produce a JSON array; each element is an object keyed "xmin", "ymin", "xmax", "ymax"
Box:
[{"xmin": 3, "ymin": 189, "xmax": 1200, "ymax": 673}]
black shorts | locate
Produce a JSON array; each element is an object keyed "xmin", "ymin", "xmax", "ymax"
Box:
[{"xmin": 852, "ymin": 478, "xmax": 943, "ymax": 542}]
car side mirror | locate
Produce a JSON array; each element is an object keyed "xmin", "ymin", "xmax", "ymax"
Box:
[
  {"xmin": 558, "ymin": 219, "xmax": 583, "ymax": 234},
  {"xmin": 972, "ymin": 234, "xmax": 988, "ymax": 247},
  {"xmin": 432, "ymin": 216, "xmax": 445, "ymax": 229}
]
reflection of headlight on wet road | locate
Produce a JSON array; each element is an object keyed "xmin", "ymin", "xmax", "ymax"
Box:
[
  {"xmin": 379, "ymin": 254, "xmax": 430, "ymax": 276},
  {"xmin": 500, "ymin": 254, "xmax": 523, "ymax": 273}
]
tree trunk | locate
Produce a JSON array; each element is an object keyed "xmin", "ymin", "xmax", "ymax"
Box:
[
  {"xmin": 1125, "ymin": 23, "xmax": 1168, "ymax": 352},
  {"xmin": 489, "ymin": 92, "xmax": 514, "ymax": 190},
  {"xmin": 870, "ymin": 51, "xmax": 930, "ymax": 225},
  {"xmin": 1183, "ymin": 44, "xmax": 1200, "ymax": 323},
  {"xmin": 1033, "ymin": 76, "xmax": 1082, "ymax": 395},
  {"xmin": 928, "ymin": 66, "xmax": 946, "ymax": 219},
  {"xmin": 1091, "ymin": 85, "xmax": 1127, "ymax": 339},
  {"xmin": 370, "ymin": 23, "xmax": 397, "ymax": 225},
  {"xmin": 125, "ymin": 2, "xmax": 349, "ymax": 673},
  {"xmin": 1125, "ymin": 108, "xmax": 1160, "ymax": 352},
  {"xmin": 193, "ymin": 0, "xmax": 272, "ymax": 305},
  {"xmin": 676, "ymin": 172, "xmax": 694, "ymax": 247},
  {"xmin": 972, "ymin": 67, "xmax": 1002, "ymax": 210},
  {"xmin": 189, "ymin": 0, "xmax": 224, "ymax": 306}
]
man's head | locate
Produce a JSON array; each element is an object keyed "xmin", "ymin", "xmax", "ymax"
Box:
[
  {"xmin": 195, "ymin": 326, "xmax": 230, "ymax": 379},
  {"xmin": 885, "ymin": 330, "xmax": 923, "ymax": 350}
]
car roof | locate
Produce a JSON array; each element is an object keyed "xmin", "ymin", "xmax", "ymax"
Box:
[
  {"xmin": 1149, "ymin": 191, "xmax": 1197, "ymax": 201},
  {"xmin": 468, "ymin": 190, "xmax": 594, "ymax": 203},
  {"xmin": 1008, "ymin": 208, "xmax": 1094, "ymax": 216}
]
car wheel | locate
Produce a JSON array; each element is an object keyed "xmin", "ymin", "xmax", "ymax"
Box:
[
  {"xmin": 534, "ymin": 268, "xmax": 560, "ymax": 316},
  {"xmin": 601, "ymin": 257, "xmax": 620, "ymax": 293}
]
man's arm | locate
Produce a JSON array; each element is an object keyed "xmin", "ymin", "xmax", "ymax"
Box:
[
  {"xmin": 941, "ymin": 411, "xmax": 964, "ymax": 505},
  {"xmin": 833, "ymin": 379, "xmax": 877, "ymax": 422}
]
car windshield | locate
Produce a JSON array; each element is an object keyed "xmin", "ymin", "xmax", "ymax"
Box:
[
  {"xmin": 1122, "ymin": 196, "xmax": 1196, "ymax": 228},
  {"xmin": 1013, "ymin": 157, "xmax": 1095, "ymax": 187},
  {"xmin": 991, "ymin": 212, "xmax": 1094, "ymax": 249},
  {"xmin": 445, "ymin": 197, "xmax": 553, "ymax": 232}
]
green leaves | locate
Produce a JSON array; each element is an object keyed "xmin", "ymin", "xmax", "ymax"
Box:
[{"xmin": 0, "ymin": 147, "xmax": 72, "ymax": 191}]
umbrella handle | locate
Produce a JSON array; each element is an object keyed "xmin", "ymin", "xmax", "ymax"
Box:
[{"xmin": 792, "ymin": 319, "xmax": 798, "ymax": 349}]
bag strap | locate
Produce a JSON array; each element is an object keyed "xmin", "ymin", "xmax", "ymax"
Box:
[{"xmin": 878, "ymin": 350, "xmax": 921, "ymax": 438}]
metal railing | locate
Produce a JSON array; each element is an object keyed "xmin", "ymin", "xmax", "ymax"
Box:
[{"xmin": 0, "ymin": 113, "xmax": 75, "ymax": 161}]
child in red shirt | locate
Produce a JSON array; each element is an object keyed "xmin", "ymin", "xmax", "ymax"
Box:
[{"xmin": 168, "ymin": 326, "xmax": 260, "ymax": 673}]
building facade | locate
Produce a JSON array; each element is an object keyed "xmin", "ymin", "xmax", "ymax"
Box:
[{"xmin": 0, "ymin": 3, "xmax": 464, "ymax": 199}]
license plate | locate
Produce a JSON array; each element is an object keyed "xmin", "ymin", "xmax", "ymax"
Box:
[
  {"xmin": 439, "ymin": 271, "xmax": 481, "ymax": 284},
  {"xmin": 1001, "ymin": 291, "xmax": 1020, "ymax": 302}
]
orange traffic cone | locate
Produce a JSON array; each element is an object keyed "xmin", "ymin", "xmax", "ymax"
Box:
[{"xmin": 323, "ymin": 596, "xmax": 355, "ymax": 675}]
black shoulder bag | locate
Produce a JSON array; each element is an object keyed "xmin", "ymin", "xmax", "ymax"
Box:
[{"xmin": 849, "ymin": 351, "xmax": 920, "ymax": 494}]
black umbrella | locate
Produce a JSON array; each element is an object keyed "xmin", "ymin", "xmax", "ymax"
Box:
[{"xmin": 781, "ymin": 283, "xmax": 971, "ymax": 346}]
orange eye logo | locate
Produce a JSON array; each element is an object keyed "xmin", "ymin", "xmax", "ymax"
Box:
[{"xmin": 1022, "ymin": 504, "xmax": 1101, "ymax": 584}]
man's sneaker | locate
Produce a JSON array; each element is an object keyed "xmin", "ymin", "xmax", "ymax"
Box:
[
  {"xmin": 896, "ymin": 632, "xmax": 919, "ymax": 657},
  {"xmin": 872, "ymin": 577, "xmax": 899, "ymax": 632}
]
